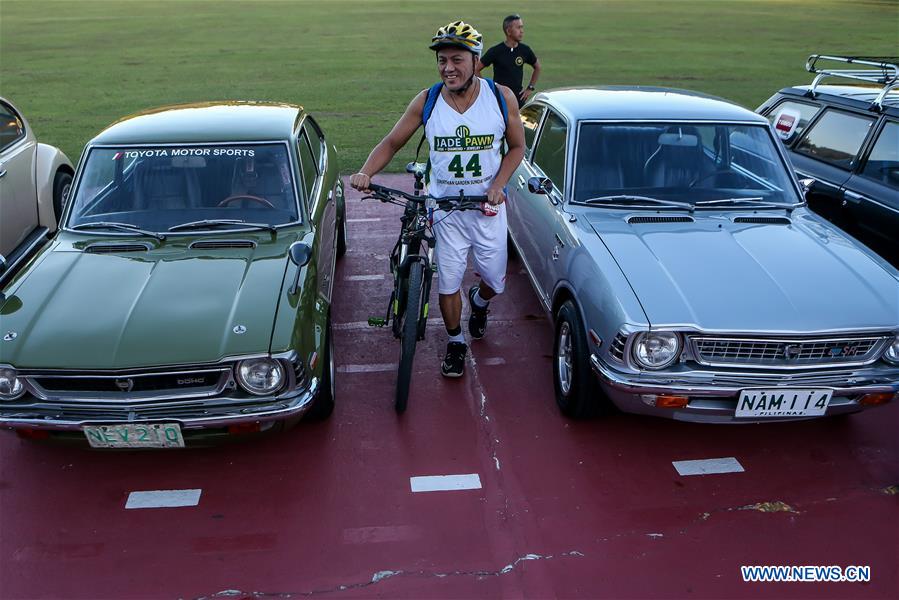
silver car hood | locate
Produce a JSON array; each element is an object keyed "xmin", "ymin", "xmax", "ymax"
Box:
[{"xmin": 585, "ymin": 211, "xmax": 899, "ymax": 333}]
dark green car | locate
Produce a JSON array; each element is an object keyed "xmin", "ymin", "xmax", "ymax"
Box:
[{"xmin": 0, "ymin": 101, "xmax": 346, "ymax": 447}]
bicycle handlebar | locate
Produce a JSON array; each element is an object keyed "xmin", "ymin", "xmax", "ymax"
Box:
[{"xmin": 366, "ymin": 183, "xmax": 489, "ymax": 211}]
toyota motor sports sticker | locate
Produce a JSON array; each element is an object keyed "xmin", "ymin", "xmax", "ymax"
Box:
[{"xmin": 773, "ymin": 107, "xmax": 801, "ymax": 140}]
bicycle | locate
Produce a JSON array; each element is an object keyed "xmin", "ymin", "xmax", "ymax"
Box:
[{"xmin": 365, "ymin": 163, "xmax": 488, "ymax": 413}]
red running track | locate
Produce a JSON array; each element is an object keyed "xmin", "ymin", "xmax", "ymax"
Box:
[{"xmin": 1, "ymin": 175, "xmax": 896, "ymax": 599}]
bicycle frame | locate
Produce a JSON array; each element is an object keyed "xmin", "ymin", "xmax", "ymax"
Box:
[{"xmin": 386, "ymin": 172, "xmax": 435, "ymax": 342}]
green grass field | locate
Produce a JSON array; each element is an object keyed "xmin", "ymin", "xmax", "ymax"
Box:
[{"xmin": 2, "ymin": 0, "xmax": 896, "ymax": 171}]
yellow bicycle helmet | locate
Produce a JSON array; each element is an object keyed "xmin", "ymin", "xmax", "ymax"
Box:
[{"xmin": 429, "ymin": 20, "xmax": 483, "ymax": 56}]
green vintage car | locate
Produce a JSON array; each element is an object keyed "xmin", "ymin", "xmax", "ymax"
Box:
[{"xmin": 0, "ymin": 101, "xmax": 346, "ymax": 447}]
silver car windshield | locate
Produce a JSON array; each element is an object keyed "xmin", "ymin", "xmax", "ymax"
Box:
[
  {"xmin": 67, "ymin": 143, "xmax": 299, "ymax": 231},
  {"xmin": 574, "ymin": 123, "xmax": 801, "ymax": 206}
]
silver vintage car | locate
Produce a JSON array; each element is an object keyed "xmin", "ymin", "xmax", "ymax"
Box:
[{"xmin": 507, "ymin": 87, "xmax": 899, "ymax": 423}]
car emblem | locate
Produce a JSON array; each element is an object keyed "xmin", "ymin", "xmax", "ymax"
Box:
[
  {"xmin": 115, "ymin": 378, "xmax": 135, "ymax": 392},
  {"xmin": 3, "ymin": 331, "xmax": 17, "ymax": 341},
  {"xmin": 233, "ymin": 325, "xmax": 247, "ymax": 335},
  {"xmin": 782, "ymin": 344, "xmax": 801, "ymax": 360},
  {"xmin": 829, "ymin": 346, "xmax": 843, "ymax": 357}
]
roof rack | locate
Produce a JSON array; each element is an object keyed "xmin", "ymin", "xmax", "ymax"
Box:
[{"xmin": 806, "ymin": 55, "xmax": 898, "ymax": 110}]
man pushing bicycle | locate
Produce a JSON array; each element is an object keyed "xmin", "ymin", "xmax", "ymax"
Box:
[{"xmin": 350, "ymin": 20, "xmax": 525, "ymax": 378}]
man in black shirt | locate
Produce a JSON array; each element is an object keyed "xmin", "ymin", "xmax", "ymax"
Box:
[{"xmin": 477, "ymin": 14, "xmax": 541, "ymax": 108}]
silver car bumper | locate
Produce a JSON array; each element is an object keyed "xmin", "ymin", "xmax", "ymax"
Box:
[
  {"xmin": 590, "ymin": 355, "xmax": 898, "ymax": 423},
  {"xmin": 0, "ymin": 378, "xmax": 319, "ymax": 431}
]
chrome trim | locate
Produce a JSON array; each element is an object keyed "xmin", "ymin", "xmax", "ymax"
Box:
[
  {"xmin": 0, "ymin": 379, "xmax": 320, "ymax": 431},
  {"xmin": 688, "ymin": 335, "xmax": 890, "ymax": 370},
  {"xmin": 590, "ymin": 354, "xmax": 899, "ymax": 397}
]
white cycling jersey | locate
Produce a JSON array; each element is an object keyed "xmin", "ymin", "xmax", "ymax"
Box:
[{"xmin": 425, "ymin": 78, "xmax": 508, "ymax": 295}]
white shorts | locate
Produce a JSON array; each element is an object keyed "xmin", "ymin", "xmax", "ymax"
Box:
[{"xmin": 433, "ymin": 204, "xmax": 508, "ymax": 295}]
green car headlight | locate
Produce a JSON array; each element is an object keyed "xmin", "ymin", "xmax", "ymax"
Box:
[
  {"xmin": 0, "ymin": 367, "xmax": 25, "ymax": 400},
  {"xmin": 632, "ymin": 332, "xmax": 681, "ymax": 370},
  {"xmin": 235, "ymin": 358, "xmax": 285, "ymax": 396},
  {"xmin": 884, "ymin": 336, "xmax": 899, "ymax": 365}
]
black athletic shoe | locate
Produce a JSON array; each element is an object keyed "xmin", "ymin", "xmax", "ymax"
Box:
[
  {"xmin": 441, "ymin": 342, "xmax": 467, "ymax": 378},
  {"xmin": 468, "ymin": 285, "xmax": 489, "ymax": 340}
]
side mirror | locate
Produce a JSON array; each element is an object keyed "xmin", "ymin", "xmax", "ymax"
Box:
[
  {"xmin": 288, "ymin": 242, "xmax": 312, "ymax": 295},
  {"xmin": 527, "ymin": 177, "xmax": 554, "ymax": 195},
  {"xmin": 798, "ymin": 177, "xmax": 815, "ymax": 198}
]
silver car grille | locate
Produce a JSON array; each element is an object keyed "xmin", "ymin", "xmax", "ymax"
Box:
[
  {"xmin": 690, "ymin": 335, "xmax": 889, "ymax": 369},
  {"xmin": 609, "ymin": 332, "xmax": 628, "ymax": 361}
]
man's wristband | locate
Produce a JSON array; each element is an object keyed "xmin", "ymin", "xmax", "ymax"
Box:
[{"xmin": 527, "ymin": 84, "xmax": 535, "ymax": 91}]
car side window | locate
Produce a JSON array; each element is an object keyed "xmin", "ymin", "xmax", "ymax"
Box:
[
  {"xmin": 531, "ymin": 110, "xmax": 567, "ymax": 192},
  {"xmin": 861, "ymin": 121, "xmax": 899, "ymax": 190},
  {"xmin": 297, "ymin": 133, "xmax": 318, "ymax": 206},
  {"xmin": 794, "ymin": 109, "xmax": 875, "ymax": 170},
  {"xmin": 766, "ymin": 100, "xmax": 820, "ymax": 145},
  {"xmin": 0, "ymin": 102, "xmax": 25, "ymax": 153},
  {"xmin": 520, "ymin": 104, "xmax": 545, "ymax": 158},
  {"xmin": 302, "ymin": 118, "xmax": 325, "ymax": 172}
]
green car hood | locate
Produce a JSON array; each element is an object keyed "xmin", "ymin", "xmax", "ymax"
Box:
[{"xmin": 0, "ymin": 236, "xmax": 297, "ymax": 370}]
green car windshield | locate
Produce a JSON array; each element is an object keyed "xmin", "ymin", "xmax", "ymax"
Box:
[
  {"xmin": 67, "ymin": 143, "xmax": 299, "ymax": 231},
  {"xmin": 573, "ymin": 123, "xmax": 801, "ymax": 206}
]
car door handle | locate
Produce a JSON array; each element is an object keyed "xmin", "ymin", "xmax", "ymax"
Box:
[
  {"xmin": 843, "ymin": 190, "xmax": 868, "ymax": 205},
  {"xmin": 517, "ymin": 174, "xmax": 526, "ymax": 188},
  {"xmin": 0, "ymin": 169, "xmax": 6, "ymax": 179},
  {"xmin": 554, "ymin": 233, "xmax": 565, "ymax": 247}
]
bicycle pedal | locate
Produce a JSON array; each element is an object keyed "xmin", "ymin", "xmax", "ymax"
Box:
[{"xmin": 368, "ymin": 317, "xmax": 387, "ymax": 327}]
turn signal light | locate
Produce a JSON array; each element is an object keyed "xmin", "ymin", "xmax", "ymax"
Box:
[
  {"xmin": 656, "ymin": 395, "xmax": 689, "ymax": 409},
  {"xmin": 859, "ymin": 392, "xmax": 895, "ymax": 406},
  {"xmin": 228, "ymin": 423, "xmax": 262, "ymax": 435}
]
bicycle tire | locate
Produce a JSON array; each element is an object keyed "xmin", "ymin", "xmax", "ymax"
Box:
[{"xmin": 395, "ymin": 261, "xmax": 424, "ymax": 413}]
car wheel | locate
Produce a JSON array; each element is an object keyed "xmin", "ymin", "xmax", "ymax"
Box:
[
  {"xmin": 305, "ymin": 315, "xmax": 335, "ymax": 420},
  {"xmin": 553, "ymin": 300, "xmax": 614, "ymax": 419},
  {"xmin": 52, "ymin": 170, "xmax": 73, "ymax": 224},
  {"xmin": 336, "ymin": 203, "xmax": 347, "ymax": 258}
]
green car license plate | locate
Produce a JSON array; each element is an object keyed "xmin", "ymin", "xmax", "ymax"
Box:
[
  {"xmin": 83, "ymin": 423, "xmax": 185, "ymax": 448},
  {"xmin": 736, "ymin": 388, "xmax": 832, "ymax": 418}
]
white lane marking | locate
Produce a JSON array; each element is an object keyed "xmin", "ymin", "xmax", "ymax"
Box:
[
  {"xmin": 482, "ymin": 357, "xmax": 506, "ymax": 366},
  {"xmin": 410, "ymin": 473, "xmax": 482, "ymax": 493},
  {"xmin": 337, "ymin": 363, "xmax": 397, "ymax": 373},
  {"xmin": 125, "ymin": 489, "xmax": 201, "ymax": 509},
  {"xmin": 672, "ymin": 457, "xmax": 744, "ymax": 476},
  {"xmin": 347, "ymin": 218, "xmax": 382, "ymax": 223},
  {"xmin": 345, "ymin": 274, "xmax": 385, "ymax": 281}
]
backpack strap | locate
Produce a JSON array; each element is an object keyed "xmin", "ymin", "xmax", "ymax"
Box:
[
  {"xmin": 483, "ymin": 78, "xmax": 509, "ymax": 129},
  {"xmin": 415, "ymin": 82, "xmax": 445, "ymax": 163}
]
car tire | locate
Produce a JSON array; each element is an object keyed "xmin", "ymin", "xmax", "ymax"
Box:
[
  {"xmin": 52, "ymin": 170, "xmax": 73, "ymax": 224},
  {"xmin": 305, "ymin": 315, "xmax": 335, "ymax": 421},
  {"xmin": 336, "ymin": 203, "xmax": 347, "ymax": 258},
  {"xmin": 553, "ymin": 300, "xmax": 614, "ymax": 419}
]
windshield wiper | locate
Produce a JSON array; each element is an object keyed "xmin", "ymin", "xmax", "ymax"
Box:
[
  {"xmin": 694, "ymin": 197, "xmax": 790, "ymax": 209},
  {"xmin": 168, "ymin": 219, "xmax": 277, "ymax": 233},
  {"xmin": 582, "ymin": 195, "xmax": 694, "ymax": 210},
  {"xmin": 71, "ymin": 221, "xmax": 165, "ymax": 240}
]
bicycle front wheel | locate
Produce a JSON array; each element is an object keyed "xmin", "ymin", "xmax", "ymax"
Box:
[{"xmin": 395, "ymin": 261, "xmax": 424, "ymax": 414}]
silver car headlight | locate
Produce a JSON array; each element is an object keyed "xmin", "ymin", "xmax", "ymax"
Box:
[
  {"xmin": 632, "ymin": 332, "xmax": 681, "ymax": 370},
  {"xmin": 0, "ymin": 366, "xmax": 25, "ymax": 400},
  {"xmin": 235, "ymin": 358, "xmax": 285, "ymax": 396},
  {"xmin": 884, "ymin": 336, "xmax": 899, "ymax": 364}
]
